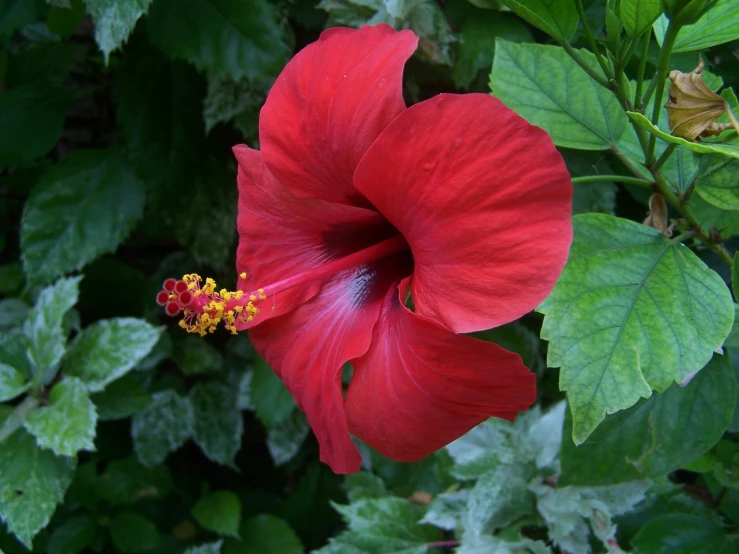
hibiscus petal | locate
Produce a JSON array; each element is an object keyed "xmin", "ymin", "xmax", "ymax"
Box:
[
  {"xmin": 353, "ymin": 93, "xmax": 573, "ymax": 333},
  {"xmin": 344, "ymin": 278, "xmax": 536, "ymax": 463},
  {"xmin": 234, "ymin": 145, "xmax": 387, "ymax": 324},
  {"xmin": 248, "ymin": 256, "xmax": 411, "ymax": 473},
  {"xmin": 259, "ymin": 25, "xmax": 418, "ymax": 205}
]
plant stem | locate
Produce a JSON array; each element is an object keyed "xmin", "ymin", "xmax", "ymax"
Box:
[
  {"xmin": 572, "ymin": 175, "xmax": 653, "ymax": 187},
  {"xmin": 635, "ymin": 31, "xmax": 651, "ymax": 110},
  {"xmin": 646, "ymin": 21, "xmax": 681, "ymax": 164},
  {"xmin": 652, "ymin": 171, "xmax": 734, "ymax": 266},
  {"xmin": 651, "ymin": 144, "xmax": 677, "ymax": 172},
  {"xmin": 725, "ymin": 103, "xmax": 739, "ymax": 135},
  {"xmin": 575, "ymin": 0, "xmax": 613, "ymax": 82},
  {"xmin": 426, "ymin": 540, "xmax": 460, "ymax": 548},
  {"xmin": 560, "ymin": 41, "xmax": 612, "ymax": 89}
]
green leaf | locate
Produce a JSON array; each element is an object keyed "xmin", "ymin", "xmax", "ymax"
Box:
[
  {"xmin": 531, "ymin": 480, "xmax": 650, "ymax": 553},
  {"xmin": 225, "ymin": 515, "xmax": 303, "ymax": 554},
  {"xmin": 114, "ymin": 40, "xmax": 206, "ymax": 190},
  {"xmin": 560, "ymin": 354, "xmax": 736, "ymax": 486},
  {"xmin": 91, "ymin": 373, "xmax": 152, "ymax": 421},
  {"xmin": 732, "ymin": 255, "xmax": 739, "ymax": 299},
  {"xmin": 251, "ymin": 355, "xmax": 296, "ymax": 429},
  {"xmin": 500, "ymin": 0, "xmax": 578, "ymax": 41},
  {"xmin": 345, "ymin": 473, "xmax": 388, "ymax": 503},
  {"xmin": 96, "ymin": 456, "xmax": 173, "ymax": 506},
  {"xmin": 0, "ymin": 85, "xmax": 69, "ymax": 166},
  {"xmin": 0, "ymin": 428, "xmax": 76, "ymax": 548},
  {"xmin": 109, "ymin": 512, "xmax": 161, "ymax": 553},
  {"xmin": 465, "ymin": 465, "xmax": 534, "ymax": 535},
  {"xmin": 6, "ymin": 42, "xmax": 83, "ymax": 88},
  {"xmin": 421, "ymin": 490, "xmax": 468, "ymax": 531},
  {"xmin": 46, "ymin": 515, "xmax": 96, "ymax": 554},
  {"xmin": 85, "ymin": 0, "xmax": 154, "ymax": 62},
  {"xmin": 620, "ymin": 0, "xmax": 661, "ymax": 36},
  {"xmin": 491, "ymin": 40, "xmax": 627, "ymax": 150},
  {"xmin": 190, "ymin": 382, "xmax": 243, "ymax": 466},
  {"xmin": 694, "ymin": 155, "xmax": 739, "ymax": 210},
  {"xmin": 186, "ymin": 541, "xmax": 224, "ymax": 554},
  {"xmin": 0, "ymin": 0, "xmax": 42, "ymax": 40},
  {"xmin": 318, "ymin": 498, "xmax": 437, "ymax": 554},
  {"xmin": 62, "ymin": 318, "xmax": 163, "ymax": 392},
  {"xmin": 446, "ymin": 419, "xmax": 516, "ymax": 480},
  {"xmin": 654, "ymin": 0, "xmax": 739, "ymax": 52},
  {"xmin": 192, "ymin": 490, "xmax": 242, "ymax": 538},
  {"xmin": 266, "ymin": 408, "xmax": 310, "ymax": 467},
  {"xmin": 146, "ymin": 0, "xmax": 291, "ymax": 82},
  {"xmin": 539, "ymin": 214, "xmax": 735, "ymax": 443},
  {"xmin": 627, "ymin": 111, "xmax": 739, "ymax": 159},
  {"xmin": 131, "ymin": 390, "xmax": 193, "ymax": 467},
  {"xmin": 450, "ymin": 11, "xmax": 532, "ymax": 89},
  {"xmin": 631, "ymin": 513, "xmax": 739, "ymax": 553},
  {"xmin": 24, "ymin": 276, "xmax": 81, "ymax": 377},
  {"xmin": 24, "ymin": 377, "xmax": 97, "ymax": 457},
  {"xmin": 203, "ymin": 75, "xmax": 268, "ymax": 134},
  {"xmin": 688, "ymin": 193, "xmax": 739, "ymax": 239},
  {"xmin": 20, "ymin": 150, "xmax": 146, "ymax": 285},
  {"xmin": 0, "ymin": 364, "xmax": 28, "ymax": 403}
]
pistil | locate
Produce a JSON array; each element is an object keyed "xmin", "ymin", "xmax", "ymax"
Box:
[{"xmin": 157, "ymin": 234, "xmax": 408, "ymax": 335}]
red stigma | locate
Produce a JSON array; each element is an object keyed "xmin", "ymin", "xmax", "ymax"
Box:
[
  {"xmin": 175, "ymin": 280, "xmax": 188, "ymax": 293},
  {"xmin": 156, "ymin": 291, "xmax": 169, "ymax": 306},
  {"xmin": 179, "ymin": 291, "xmax": 193, "ymax": 306},
  {"xmin": 163, "ymin": 278, "xmax": 177, "ymax": 291},
  {"xmin": 165, "ymin": 302, "xmax": 181, "ymax": 316}
]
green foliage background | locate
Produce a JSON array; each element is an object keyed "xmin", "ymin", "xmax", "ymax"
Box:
[{"xmin": 0, "ymin": 0, "xmax": 738, "ymax": 552}]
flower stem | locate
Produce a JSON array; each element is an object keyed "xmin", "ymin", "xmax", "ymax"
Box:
[
  {"xmin": 651, "ymin": 144, "xmax": 677, "ymax": 172},
  {"xmin": 634, "ymin": 30, "xmax": 652, "ymax": 111},
  {"xmin": 646, "ymin": 21, "xmax": 682, "ymax": 165},
  {"xmin": 725, "ymin": 103, "xmax": 739, "ymax": 135},
  {"xmin": 574, "ymin": 0, "xmax": 613, "ymax": 82},
  {"xmin": 652, "ymin": 171, "xmax": 733, "ymax": 266},
  {"xmin": 560, "ymin": 41, "xmax": 611, "ymax": 89},
  {"xmin": 571, "ymin": 175, "xmax": 653, "ymax": 187}
]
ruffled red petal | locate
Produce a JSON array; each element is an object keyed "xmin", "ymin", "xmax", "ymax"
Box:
[
  {"xmin": 259, "ymin": 25, "xmax": 418, "ymax": 205},
  {"xmin": 353, "ymin": 93, "xmax": 573, "ymax": 334},
  {"xmin": 344, "ymin": 278, "xmax": 536, "ymax": 462},
  {"xmin": 248, "ymin": 256, "xmax": 411, "ymax": 473},
  {"xmin": 234, "ymin": 145, "xmax": 386, "ymax": 324}
]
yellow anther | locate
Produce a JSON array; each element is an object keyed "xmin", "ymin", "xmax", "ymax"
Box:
[
  {"xmin": 249, "ymin": 294, "xmax": 256, "ymax": 301},
  {"xmin": 240, "ymin": 272, "xmax": 247, "ymax": 279}
]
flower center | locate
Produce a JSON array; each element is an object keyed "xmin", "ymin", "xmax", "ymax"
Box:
[{"xmin": 157, "ymin": 234, "xmax": 409, "ymax": 335}]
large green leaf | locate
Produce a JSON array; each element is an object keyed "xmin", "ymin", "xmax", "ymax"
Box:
[
  {"xmin": 621, "ymin": 0, "xmax": 661, "ymax": 36},
  {"xmin": 24, "ymin": 377, "xmax": 97, "ymax": 457},
  {"xmin": 190, "ymin": 382, "xmax": 243, "ymax": 466},
  {"xmin": 84, "ymin": 0, "xmax": 154, "ymax": 62},
  {"xmin": 62, "ymin": 318, "xmax": 163, "ymax": 392},
  {"xmin": 24, "ymin": 276, "xmax": 81, "ymax": 377},
  {"xmin": 146, "ymin": 0, "xmax": 291, "ymax": 82},
  {"xmin": 0, "ymin": 85, "xmax": 69, "ymax": 167},
  {"xmin": 560, "ymin": 354, "xmax": 736, "ymax": 486},
  {"xmin": 96, "ymin": 456, "xmax": 173, "ymax": 506},
  {"xmin": 0, "ymin": 429, "xmax": 76, "ymax": 547},
  {"xmin": 20, "ymin": 150, "xmax": 145, "ymax": 285},
  {"xmin": 192, "ymin": 490, "xmax": 242, "ymax": 538},
  {"xmin": 539, "ymin": 214, "xmax": 734, "ymax": 443},
  {"xmin": 491, "ymin": 40, "xmax": 627, "ymax": 150},
  {"xmin": 317, "ymin": 498, "xmax": 437, "ymax": 554},
  {"xmin": 46, "ymin": 515, "xmax": 96, "ymax": 554},
  {"xmin": 653, "ymin": 0, "xmax": 739, "ymax": 52},
  {"xmin": 631, "ymin": 513, "xmax": 739, "ymax": 553},
  {"xmin": 131, "ymin": 390, "xmax": 193, "ymax": 468},
  {"xmin": 694, "ymin": 155, "xmax": 739, "ymax": 210},
  {"xmin": 628, "ymin": 111, "xmax": 739, "ymax": 159},
  {"xmin": 92, "ymin": 374, "xmax": 152, "ymax": 421},
  {"xmin": 500, "ymin": 0, "xmax": 578, "ymax": 41},
  {"xmin": 225, "ymin": 515, "xmax": 302, "ymax": 554}
]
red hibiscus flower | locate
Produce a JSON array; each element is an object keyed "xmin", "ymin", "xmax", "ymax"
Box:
[{"xmin": 157, "ymin": 25, "xmax": 572, "ymax": 474}]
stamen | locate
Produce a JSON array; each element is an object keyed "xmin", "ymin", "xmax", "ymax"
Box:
[{"xmin": 156, "ymin": 235, "xmax": 409, "ymax": 335}]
